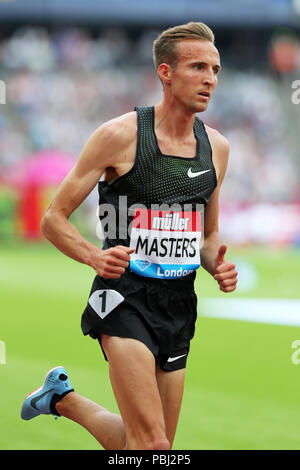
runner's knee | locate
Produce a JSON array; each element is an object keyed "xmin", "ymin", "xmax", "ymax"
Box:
[
  {"xmin": 125, "ymin": 419, "xmax": 170, "ymax": 450},
  {"xmin": 126, "ymin": 434, "xmax": 170, "ymax": 450},
  {"xmin": 150, "ymin": 437, "xmax": 170, "ymax": 450}
]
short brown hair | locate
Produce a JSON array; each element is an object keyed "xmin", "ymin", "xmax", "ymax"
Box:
[{"xmin": 153, "ymin": 22, "xmax": 215, "ymax": 70}]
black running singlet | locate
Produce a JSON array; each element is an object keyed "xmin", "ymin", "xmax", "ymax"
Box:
[{"xmin": 98, "ymin": 106, "xmax": 217, "ymax": 279}]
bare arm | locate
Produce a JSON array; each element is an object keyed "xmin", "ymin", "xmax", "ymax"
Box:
[
  {"xmin": 41, "ymin": 115, "xmax": 136, "ymax": 278},
  {"xmin": 200, "ymin": 129, "xmax": 238, "ymax": 292},
  {"xmin": 200, "ymin": 185, "xmax": 223, "ymax": 276}
]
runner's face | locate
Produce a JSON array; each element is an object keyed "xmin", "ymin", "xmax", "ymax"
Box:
[{"xmin": 170, "ymin": 39, "xmax": 221, "ymax": 112}]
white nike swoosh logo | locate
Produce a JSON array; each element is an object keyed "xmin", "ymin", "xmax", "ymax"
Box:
[
  {"xmin": 187, "ymin": 168, "xmax": 211, "ymax": 178},
  {"xmin": 167, "ymin": 354, "xmax": 187, "ymax": 363}
]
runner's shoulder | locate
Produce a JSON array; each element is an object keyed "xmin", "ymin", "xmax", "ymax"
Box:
[
  {"xmin": 95, "ymin": 111, "xmax": 137, "ymax": 149},
  {"xmin": 204, "ymin": 125, "xmax": 230, "ymax": 185},
  {"xmin": 204, "ymin": 124, "xmax": 230, "ymax": 155}
]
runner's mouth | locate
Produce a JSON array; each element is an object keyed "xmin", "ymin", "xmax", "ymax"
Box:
[{"xmin": 198, "ymin": 91, "xmax": 210, "ymax": 98}]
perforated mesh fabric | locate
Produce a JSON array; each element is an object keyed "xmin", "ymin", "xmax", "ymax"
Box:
[{"xmin": 98, "ymin": 106, "xmax": 217, "ymax": 248}]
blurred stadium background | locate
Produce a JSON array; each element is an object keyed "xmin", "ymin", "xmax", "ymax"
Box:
[{"xmin": 1, "ymin": 0, "xmax": 300, "ymax": 450}]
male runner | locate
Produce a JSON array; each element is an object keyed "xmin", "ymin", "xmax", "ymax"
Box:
[{"xmin": 21, "ymin": 22, "xmax": 238, "ymax": 450}]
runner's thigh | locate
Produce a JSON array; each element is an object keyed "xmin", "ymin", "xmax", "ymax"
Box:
[
  {"xmin": 156, "ymin": 366, "xmax": 186, "ymax": 447},
  {"xmin": 101, "ymin": 335, "xmax": 168, "ymax": 449}
]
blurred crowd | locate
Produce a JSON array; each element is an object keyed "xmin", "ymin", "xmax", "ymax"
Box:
[{"xmin": 0, "ymin": 26, "xmax": 299, "ymax": 217}]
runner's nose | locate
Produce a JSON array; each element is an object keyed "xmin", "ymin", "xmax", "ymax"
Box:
[{"xmin": 202, "ymin": 68, "xmax": 216, "ymax": 87}]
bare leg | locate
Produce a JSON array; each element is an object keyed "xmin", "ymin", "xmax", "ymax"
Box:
[
  {"xmin": 55, "ymin": 338, "xmax": 185, "ymax": 450},
  {"xmin": 156, "ymin": 366, "xmax": 186, "ymax": 448},
  {"xmin": 56, "ymin": 392, "xmax": 126, "ymax": 450},
  {"xmin": 101, "ymin": 335, "xmax": 170, "ymax": 450}
]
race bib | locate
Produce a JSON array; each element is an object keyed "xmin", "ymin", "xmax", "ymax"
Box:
[{"xmin": 129, "ymin": 208, "xmax": 202, "ymax": 279}]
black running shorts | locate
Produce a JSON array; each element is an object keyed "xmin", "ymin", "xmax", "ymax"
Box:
[{"xmin": 81, "ymin": 269, "xmax": 198, "ymax": 372}]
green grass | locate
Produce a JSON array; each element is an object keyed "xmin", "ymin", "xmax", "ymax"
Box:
[{"xmin": 1, "ymin": 242, "xmax": 300, "ymax": 449}]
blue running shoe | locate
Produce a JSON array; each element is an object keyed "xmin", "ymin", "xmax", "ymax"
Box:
[{"xmin": 21, "ymin": 366, "xmax": 74, "ymax": 420}]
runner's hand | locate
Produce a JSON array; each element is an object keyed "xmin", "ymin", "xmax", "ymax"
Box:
[
  {"xmin": 213, "ymin": 244, "xmax": 238, "ymax": 292},
  {"xmin": 92, "ymin": 246, "xmax": 135, "ymax": 279}
]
